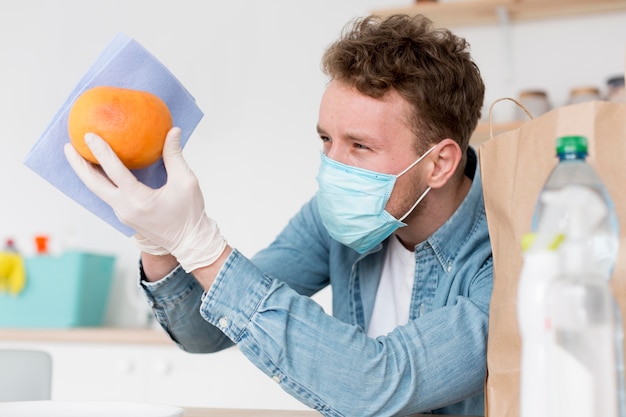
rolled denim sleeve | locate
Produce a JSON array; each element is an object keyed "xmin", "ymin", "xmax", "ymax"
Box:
[
  {"xmin": 200, "ymin": 249, "xmax": 491, "ymax": 417},
  {"xmin": 139, "ymin": 263, "xmax": 233, "ymax": 353}
]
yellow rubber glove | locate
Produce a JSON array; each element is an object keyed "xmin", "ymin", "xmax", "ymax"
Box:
[{"xmin": 0, "ymin": 252, "xmax": 26, "ymax": 295}]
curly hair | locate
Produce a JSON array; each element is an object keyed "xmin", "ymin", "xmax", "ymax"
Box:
[{"xmin": 321, "ymin": 14, "xmax": 485, "ymax": 153}]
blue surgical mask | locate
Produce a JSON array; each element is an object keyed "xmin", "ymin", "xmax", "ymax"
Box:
[{"xmin": 316, "ymin": 145, "xmax": 436, "ymax": 254}]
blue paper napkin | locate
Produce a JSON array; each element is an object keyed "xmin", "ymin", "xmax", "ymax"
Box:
[{"xmin": 24, "ymin": 33, "xmax": 204, "ymax": 236}]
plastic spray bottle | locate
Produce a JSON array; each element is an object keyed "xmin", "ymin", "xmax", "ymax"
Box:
[{"xmin": 518, "ymin": 135, "xmax": 623, "ymax": 417}]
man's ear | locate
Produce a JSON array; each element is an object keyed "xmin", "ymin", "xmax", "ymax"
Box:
[{"xmin": 427, "ymin": 139, "xmax": 463, "ymax": 189}]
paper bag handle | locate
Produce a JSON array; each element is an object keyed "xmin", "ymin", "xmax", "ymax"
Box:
[{"xmin": 488, "ymin": 97, "xmax": 534, "ymax": 140}]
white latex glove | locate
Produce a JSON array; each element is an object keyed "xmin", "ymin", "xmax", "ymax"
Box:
[
  {"xmin": 133, "ymin": 233, "xmax": 170, "ymax": 256},
  {"xmin": 64, "ymin": 127, "xmax": 227, "ymax": 272}
]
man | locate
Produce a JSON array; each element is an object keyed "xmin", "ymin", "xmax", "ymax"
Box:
[{"xmin": 65, "ymin": 14, "xmax": 492, "ymax": 416}]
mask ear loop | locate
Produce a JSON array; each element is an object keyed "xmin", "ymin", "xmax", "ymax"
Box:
[
  {"xmin": 395, "ymin": 144, "xmax": 438, "ymax": 222},
  {"xmin": 399, "ymin": 186, "xmax": 431, "ymax": 222},
  {"xmin": 396, "ymin": 144, "xmax": 437, "ymax": 177}
]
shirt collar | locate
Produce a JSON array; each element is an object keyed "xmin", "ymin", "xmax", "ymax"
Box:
[{"xmin": 420, "ymin": 147, "xmax": 484, "ymax": 271}]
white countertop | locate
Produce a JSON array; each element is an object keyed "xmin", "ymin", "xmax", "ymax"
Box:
[{"xmin": 0, "ymin": 327, "xmax": 172, "ymax": 345}]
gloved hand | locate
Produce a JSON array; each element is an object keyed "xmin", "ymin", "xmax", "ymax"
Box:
[
  {"xmin": 64, "ymin": 127, "xmax": 227, "ymax": 272},
  {"xmin": 133, "ymin": 233, "xmax": 170, "ymax": 256}
]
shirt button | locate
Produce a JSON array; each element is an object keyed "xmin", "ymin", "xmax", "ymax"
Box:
[
  {"xmin": 218, "ymin": 317, "xmax": 229, "ymax": 329},
  {"xmin": 419, "ymin": 304, "xmax": 425, "ymax": 316},
  {"xmin": 447, "ymin": 264, "xmax": 452, "ymax": 272},
  {"xmin": 272, "ymin": 375, "xmax": 282, "ymax": 383}
]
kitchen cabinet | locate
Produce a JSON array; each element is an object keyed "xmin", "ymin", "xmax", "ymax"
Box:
[{"xmin": 0, "ymin": 329, "xmax": 307, "ymax": 410}]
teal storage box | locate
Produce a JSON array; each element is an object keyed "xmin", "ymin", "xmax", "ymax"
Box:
[{"xmin": 0, "ymin": 251, "xmax": 115, "ymax": 328}]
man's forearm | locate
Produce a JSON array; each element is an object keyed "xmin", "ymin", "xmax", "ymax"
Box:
[
  {"xmin": 191, "ymin": 246, "xmax": 232, "ymax": 291},
  {"xmin": 141, "ymin": 253, "xmax": 180, "ymax": 282}
]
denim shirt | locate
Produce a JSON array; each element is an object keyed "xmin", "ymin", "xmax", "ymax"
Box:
[{"xmin": 141, "ymin": 149, "xmax": 493, "ymax": 417}]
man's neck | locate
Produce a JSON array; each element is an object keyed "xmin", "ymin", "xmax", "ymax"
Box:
[{"xmin": 394, "ymin": 173, "xmax": 472, "ymax": 251}]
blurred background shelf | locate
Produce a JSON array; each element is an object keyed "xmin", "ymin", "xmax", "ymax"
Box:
[
  {"xmin": 0, "ymin": 327, "xmax": 172, "ymax": 345},
  {"xmin": 372, "ymin": 0, "xmax": 626, "ymax": 28}
]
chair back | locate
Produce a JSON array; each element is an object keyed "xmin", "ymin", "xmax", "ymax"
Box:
[{"xmin": 0, "ymin": 349, "xmax": 52, "ymax": 401}]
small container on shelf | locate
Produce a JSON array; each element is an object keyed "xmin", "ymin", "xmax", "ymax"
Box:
[
  {"xmin": 34, "ymin": 235, "xmax": 49, "ymax": 255},
  {"xmin": 516, "ymin": 90, "xmax": 550, "ymax": 120},
  {"xmin": 606, "ymin": 75, "xmax": 625, "ymax": 102},
  {"xmin": 567, "ymin": 86, "xmax": 601, "ymax": 105}
]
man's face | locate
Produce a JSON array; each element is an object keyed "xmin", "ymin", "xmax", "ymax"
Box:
[{"xmin": 316, "ymin": 79, "xmax": 431, "ymax": 220}]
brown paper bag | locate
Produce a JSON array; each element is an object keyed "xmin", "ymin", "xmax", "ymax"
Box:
[{"xmin": 478, "ymin": 99, "xmax": 626, "ymax": 417}]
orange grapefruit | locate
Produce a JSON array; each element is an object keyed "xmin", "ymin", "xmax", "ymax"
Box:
[{"xmin": 68, "ymin": 86, "xmax": 173, "ymax": 170}]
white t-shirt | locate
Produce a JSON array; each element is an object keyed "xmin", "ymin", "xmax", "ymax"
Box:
[{"xmin": 366, "ymin": 235, "xmax": 416, "ymax": 338}]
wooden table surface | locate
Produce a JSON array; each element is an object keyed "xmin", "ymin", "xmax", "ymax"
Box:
[
  {"xmin": 183, "ymin": 408, "xmax": 473, "ymax": 417},
  {"xmin": 183, "ymin": 408, "xmax": 320, "ymax": 417}
]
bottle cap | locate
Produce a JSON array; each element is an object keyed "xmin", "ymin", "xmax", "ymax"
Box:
[
  {"xmin": 518, "ymin": 90, "xmax": 547, "ymax": 98},
  {"xmin": 556, "ymin": 135, "xmax": 588, "ymax": 157},
  {"xmin": 607, "ymin": 75, "xmax": 624, "ymax": 88},
  {"xmin": 34, "ymin": 235, "xmax": 49, "ymax": 255}
]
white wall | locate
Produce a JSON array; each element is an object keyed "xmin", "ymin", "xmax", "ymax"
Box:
[
  {"xmin": 1, "ymin": 0, "xmax": 625, "ymax": 327},
  {"xmin": 459, "ymin": 12, "xmax": 626, "ymax": 123}
]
